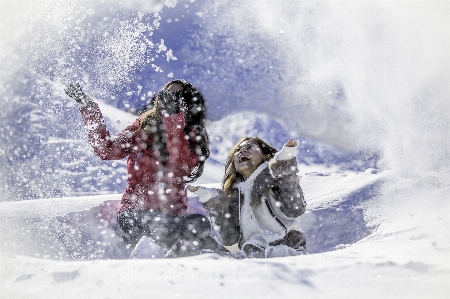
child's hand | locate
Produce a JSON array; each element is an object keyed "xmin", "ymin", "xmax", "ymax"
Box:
[
  {"xmin": 285, "ymin": 138, "xmax": 298, "ymax": 147},
  {"xmin": 187, "ymin": 185, "xmax": 199, "ymax": 192}
]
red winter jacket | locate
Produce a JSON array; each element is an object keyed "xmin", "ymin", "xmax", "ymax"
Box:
[{"xmin": 79, "ymin": 103, "xmax": 199, "ymax": 216}]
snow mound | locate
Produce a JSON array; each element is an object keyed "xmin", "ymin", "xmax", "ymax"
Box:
[
  {"xmin": 0, "ymin": 169, "xmax": 386, "ymax": 260},
  {"xmin": 0, "ymin": 168, "xmax": 449, "ymax": 299}
]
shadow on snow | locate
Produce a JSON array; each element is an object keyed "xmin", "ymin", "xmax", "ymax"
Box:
[{"xmin": 301, "ymin": 182, "xmax": 380, "ymax": 253}]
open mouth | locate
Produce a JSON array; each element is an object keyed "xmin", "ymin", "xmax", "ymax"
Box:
[{"xmin": 239, "ymin": 156, "xmax": 250, "ymax": 162}]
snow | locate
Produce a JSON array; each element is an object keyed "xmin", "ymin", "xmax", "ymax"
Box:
[
  {"xmin": 0, "ymin": 0, "xmax": 449, "ymax": 298},
  {"xmin": 0, "ymin": 168, "xmax": 449, "ymax": 298}
]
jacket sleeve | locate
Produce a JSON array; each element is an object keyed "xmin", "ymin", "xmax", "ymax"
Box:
[
  {"xmin": 193, "ymin": 187, "xmax": 228, "ymax": 219},
  {"xmin": 162, "ymin": 112, "xmax": 199, "ymax": 172},
  {"xmin": 79, "ymin": 103, "xmax": 139, "ymax": 160},
  {"xmin": 269, "ymin": 145, "xmax": 306, "ymax": 218},
  {"xmin": 194, "ymin": 187, "xmax": 240, "ymax": 246}
]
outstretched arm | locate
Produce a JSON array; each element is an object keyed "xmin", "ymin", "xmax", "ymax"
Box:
[
  {"xmin": 65, "ymin": 83, "xmax": 137, "ymax": 160},
  {"xmin": 187, "ymin": 186, "xmax": 228, "ymax": 218},
  {"xmin": 269, "ymin": 138, "xmax": 306, "ymax": 218}
]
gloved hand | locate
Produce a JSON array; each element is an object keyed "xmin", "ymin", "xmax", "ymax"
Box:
[
  {"xmin": 157, "ymin": 90, "xmax": 186, "ymax": 115},
  {"xmin": 64, "ymin": 83, "xmax": 94, "ymax": 107}
]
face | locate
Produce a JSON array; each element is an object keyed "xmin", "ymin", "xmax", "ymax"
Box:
[{"xmin": 233, "ymin": 140, "xmax": 267, "ymax": 180}]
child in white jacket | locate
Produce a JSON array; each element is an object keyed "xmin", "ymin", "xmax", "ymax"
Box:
[{"xmin": 188, "ymin": 137, "xmax": 307, "ymax": 258}]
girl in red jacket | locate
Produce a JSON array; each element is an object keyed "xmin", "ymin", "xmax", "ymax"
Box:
[{"xmin": 65, "ymin": 80, "xmax": 214, "ymax": 257}]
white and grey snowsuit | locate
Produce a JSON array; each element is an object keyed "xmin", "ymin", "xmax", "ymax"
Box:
[{"xmin": 193, "ymin": 145, "xmax": 307, "ymax": 258}]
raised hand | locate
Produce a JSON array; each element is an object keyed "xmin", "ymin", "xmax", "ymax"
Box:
[
  {"xmin": 65, "ymin": 83, "xmax": 93, "ymax": 106},
  {"xmin": 285, "ymin": 138, "xmax": 298, "ymax": 147}
]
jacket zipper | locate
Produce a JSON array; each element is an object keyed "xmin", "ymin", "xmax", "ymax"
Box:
[{"xmin": 265, "ymin": 198, "xmax": 288, "ymax": 233}]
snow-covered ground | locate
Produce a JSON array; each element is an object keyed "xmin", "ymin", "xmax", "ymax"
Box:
[{"xmin": 1, "ymin": 162, "xmax": 449, "ymax": 298}]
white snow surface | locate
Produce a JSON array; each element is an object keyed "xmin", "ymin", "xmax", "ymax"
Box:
[{"xmin": 1, "ymin": 147, "xmax": 449, "ymax": 298}]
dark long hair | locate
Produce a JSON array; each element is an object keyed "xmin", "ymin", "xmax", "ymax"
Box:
[
  {"xmin": 140, "ymin": 80, "xmax": 210, "ymax": 183},
  {"xmin": 222, "ymin": 137, "xmax": 278, "ymax": 194}
]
